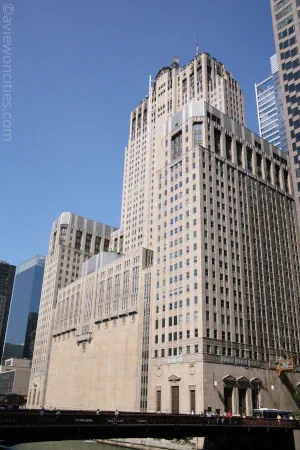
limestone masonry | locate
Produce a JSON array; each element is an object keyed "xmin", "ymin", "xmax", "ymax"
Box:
[{"xmin": 28, "ymin": 52, "xmax": 300, "ymax": 415}]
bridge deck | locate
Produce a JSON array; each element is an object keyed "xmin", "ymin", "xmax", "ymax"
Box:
[{"xmin": 0, "ymin": 411, "xmax": 299, "ymax": 448}]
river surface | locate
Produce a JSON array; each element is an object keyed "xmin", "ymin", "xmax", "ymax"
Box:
[{"xmin": 15, "ymin": 441, "xmax": 120, "ymax": 450}]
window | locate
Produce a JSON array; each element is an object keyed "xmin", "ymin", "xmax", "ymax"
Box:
[
  {"xmin": 193, "ymin": 122, "xmax": 203, "ymax": 145},
  {"xmin": 214, "ymin": 128, "xmax": 221, "ymax": 154},
  {"xmin": 276, "ymin": 3, "xmax": 292, "ymax": 21},
  {"xmin": 236, "ymin": 142, "xmax": 243, "ymax": 167},
  {"xmin": 277, "ymin": 14, "xmax": 293, "ymax": 30},
  {"xmin": 171, "ymin": 131, "xmax": 182, "ymax": 160},
  {"xmin": 246, "ymin": 147, "xmax": 252, "ymax": 172},
  {"xmin": 226, "ymin": 135, "xmax": 232, "ymax": 160},
  {"xmin": 275, "ymin": 0, "xmax": 292, "ymax": 13}
]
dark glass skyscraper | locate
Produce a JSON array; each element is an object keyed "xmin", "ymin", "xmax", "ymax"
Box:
[
  {"xmin": 0, "ymin": 262, "xmax": 16, "ymax": 360},
  {"xmin": 4, "ymin": 256, "xmax": 45, "ymax": 360},
  {"xmin": 255, "ymin": 55, "xmax": 288, "ymax": 153}
]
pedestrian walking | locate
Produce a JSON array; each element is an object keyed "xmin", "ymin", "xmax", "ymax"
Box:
[
  {"xmin": 39, "ymin": 408, "xmax": 44, "ymax": 424},
  {"xmin": 114, "ymin": 409, "xmax": 119, "ymax": 424}
]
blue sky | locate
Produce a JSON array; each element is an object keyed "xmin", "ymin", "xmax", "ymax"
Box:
[{"xmin": 2, "ymin": 0, "xmax": 275, "ymax": 266}]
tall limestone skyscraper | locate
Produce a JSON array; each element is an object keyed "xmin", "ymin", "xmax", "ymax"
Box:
[
  {"xmin": 31, "ymin": 52, "xmax": 300, "ymax": 414},
  {"xmin": 27, "ymin": 213, "xmax": 115, "ymax": 407},
  {"xmin": 120, "ymin": 54, "xmax": 245, "ymax": 255}
]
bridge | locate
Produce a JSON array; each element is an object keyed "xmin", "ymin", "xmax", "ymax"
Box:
[{"xmin": 0, "ymin": 410, "xmax": 300, "ymax": 450}]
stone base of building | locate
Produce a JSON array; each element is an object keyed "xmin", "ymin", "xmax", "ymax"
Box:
[
  {"xmin": 44, "ymin": 315, "xmax": 142, "ymax": 411},
  {"xmin": 148, "ymin": 359, "xmax": 300, "ymax": 415},
  {"xmin": 43, "ymin": 320, "xmax": 300, "ymax": 415}
]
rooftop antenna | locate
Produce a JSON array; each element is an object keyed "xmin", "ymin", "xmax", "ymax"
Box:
[{"xmin": 196, "ymin": 27, "xmax": 199, "ymax": 56}]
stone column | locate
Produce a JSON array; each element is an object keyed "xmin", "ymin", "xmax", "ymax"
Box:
[
  {"xmin": 246, "ymin": 388, "xmax": 252, "ymax": 416},
  {"xmin": 232, "ymin": 387, "xmax": 239, "ymax": 414}
]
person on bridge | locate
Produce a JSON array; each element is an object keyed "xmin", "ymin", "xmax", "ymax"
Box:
[
  {"xmin": 96, "ymin": 409, "xmax": 100, "ymax": 415},
  {"xmin": 289, "ymin": 415, "xmax": 294, "ymax": 420},
  {"xmin": 277, "ymin": 414, "xmax": 281, "ymax": 424},
  {"xmin": 39, "ymin": 408, "xmax": 44, "ymax": 424},
  {"xmin": 114, "ymin": 409, "xmax": 119, "ymax": 424}
]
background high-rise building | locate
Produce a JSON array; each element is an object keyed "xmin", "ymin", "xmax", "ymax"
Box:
[
  {"xmin": 27, "ymin": 213, "xmax": 116, "ymax": 408},
  {"xmin": 0, "ymin": 262, "xmax": 16, "ymax": 360},
  {"xmin": 4, "ymin": 256, "xmax": 45, "ymax": 361},
  {"xmin": 255, "ymin": 54, "xmax": 288, "ymax": 152},
  {"xmin": 270, "ymin": 0, "xmax": 300, "ymax": 229},
  {"xmin": 0, "ymin": 358, "xmax": 31, "ymax": 400}
]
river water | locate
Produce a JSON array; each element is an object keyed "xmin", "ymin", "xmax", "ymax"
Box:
[{"xmin": 15, "ymin": 441, "xmax": 120, "ymax": 450}]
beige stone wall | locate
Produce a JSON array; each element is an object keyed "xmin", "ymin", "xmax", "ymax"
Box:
[
  {"xmin": 45, "ymin": 315, "xmax": 141, "ymax": 411},
  {"xmin": 29, "ymin": 213, "xmax": 115, "ymax": 408},
  {"xmin": 148, "ymin": 360, "xmax": 205, "ymax": 414},
  {"xmin": 13, "ymin": 367, "xmax": 31, "ymax": 396},
  {"xmin": 148, "ymin": 359, "xmax": 300, "ymax": 415},
  {"xmin": 203, "ymin": 362, "xmax": 300, "ymax": 413}
]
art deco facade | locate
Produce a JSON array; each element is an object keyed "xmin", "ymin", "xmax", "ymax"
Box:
[
  {"xmin": 27, "ymin": 213, "xmax": 116, "ymax": 408},
  {"xmin": 120, "ymin": 53, "xmax": 245, "ymax": 255},
  {"xmin": 270, "ymin": 0, "xmax": 300, "ymax": 228},
  {"xmin": 149, "ymin": 101, "xmax": 300, "ymax": 414},
  {"xmin": 35, "ymin": 52, "xmax": 300, "ymax": 415},
  {"xmin": 44, "ymin": 248, "xmax": 153, "ymax": 411}
]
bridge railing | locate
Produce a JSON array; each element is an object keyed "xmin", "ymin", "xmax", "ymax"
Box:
[{"xmin": 0, "ymin": 411, "xmax": 298, "ymax": 429}]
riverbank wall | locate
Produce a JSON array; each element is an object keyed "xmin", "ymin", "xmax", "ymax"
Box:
[{"xmin": 96, "ymin": 437, "xmax": 204, "ymax": 450}]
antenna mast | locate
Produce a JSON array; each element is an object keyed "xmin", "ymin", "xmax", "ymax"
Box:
[{"xmin": 196, "ymin": 27, "xmax": 199, "ymax": 56}]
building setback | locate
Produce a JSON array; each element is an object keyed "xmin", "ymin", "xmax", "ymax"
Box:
[
  {"xmin": 119, "ymin": 53, "xmax": 245, "ymax": 256},
  {"xmin": 43, "ymin": 248, "xmax": 153, "ymax": 411},
  {"xmin": 4, "ymin": 255, "xmax": 45, "ymax": 360},
  {"xmin": 270, "ymin": 0, "xmax": 300, "ymax": 231},
  {"xmin": 27, "ymin": 213, "xmax": 116, "ymax": 408},
  {"xmin": 255, "ymin": 54, "xmax": 288, "ymax": 152},
  {"xmin": 0, "ymin": 262, "xmax": 16, "ymax": 360}
]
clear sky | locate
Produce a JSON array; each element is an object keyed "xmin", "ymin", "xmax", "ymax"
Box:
[{"xmin": 2, "ymin": 0, "xmax": 275, "ymax": 266}]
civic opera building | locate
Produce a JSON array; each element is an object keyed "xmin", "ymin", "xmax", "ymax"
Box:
[{"xmin": 28, "ymin": 53, "xmax": 300, "ymax": 415}]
